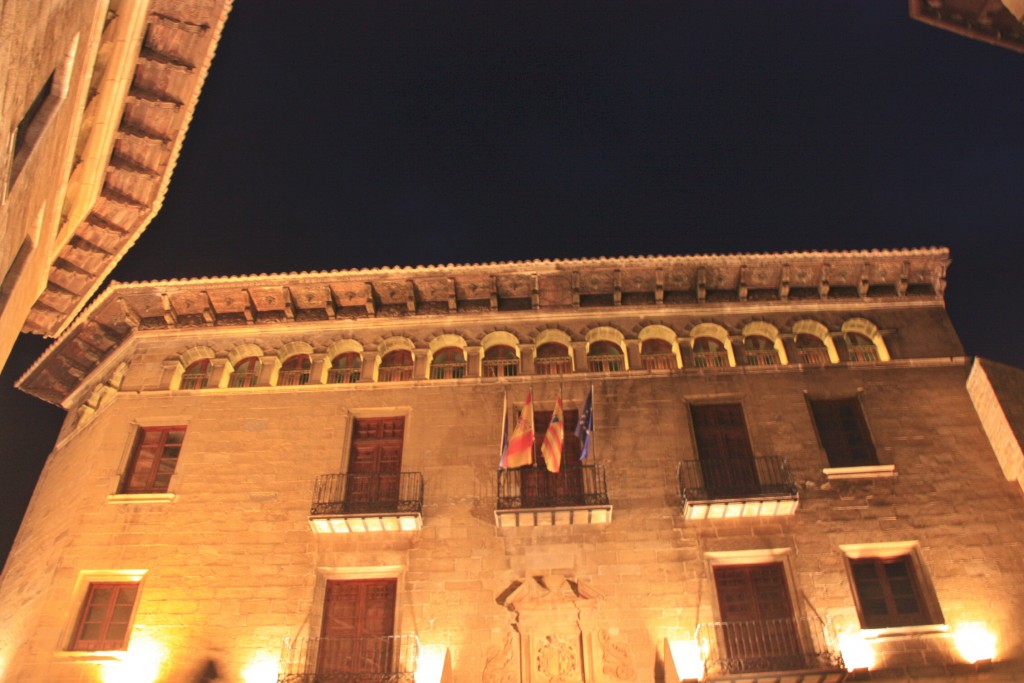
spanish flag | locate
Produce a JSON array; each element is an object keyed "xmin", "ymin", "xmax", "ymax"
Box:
[
  {"xmin": 541, "ymin": 395, "xmax": 565, "ymax": 473},
  {"xmin": 500, "ymin": 391, "xmax": 535, "ymax": 469}
]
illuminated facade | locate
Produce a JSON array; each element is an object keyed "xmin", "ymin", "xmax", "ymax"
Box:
[
  {"xmin": 0, "ymin": 0, "xmax": 231, "ymax": 371},
  {"xmin": 3, "ymin": 248, "xmax": 1024, "ymax": 683}
]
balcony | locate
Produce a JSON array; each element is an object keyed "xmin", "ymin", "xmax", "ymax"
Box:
[
  {"xmin": 678, "ymin": 456, "xmax": 799, "ymax": 519},
  {"xmin": 697, "ymin": 616, "xmax": 845, "ymax": 682},
  {"xmin": 587, "ymin": 354, "xmax": 624, "ymax": 372},
  {"xmin": 534, "ymin": 356, "xmax": 572, "ymax": 375},
  {"xmin": 309, "ymin": 472, "xmax": 423, "ymax": 533},
  {"xmin": 744, "ymin": 349, "xmax": 779, "ymax": 367},
  {"xmin": 641, "ymin": 352, "xmax": 676, "ymax": 370},
  {"xmin": 278, "ymin": 635, "xmax": 419, "ymax": 683},
  {"xmin": 278, "ymin": 370, "xmax": 310, "ymax": 386},
  {"xmin": 482, "ymin": 358, "xmax": 519, "ymax": 377},
  {"xmin": 495, "ymin": 465, "xmax": 612, "ymax": 527},
  {"xmin": 327, "ymin": 367, "xmax": 360, "ymax": 384},
  {"xmin": 378, "ymin": 366, "xmax": 413, "ymax": 382},
  {"xmin": 429, "ymin": 362, "xmax": 466, "ymax": 380},
  {"xmin": 797, "ymin": 347, "xmax": 830, "ymax": 365},
  {"xmin": 693, "ymin": 350, "xmax": 729, "ymax": 368}
]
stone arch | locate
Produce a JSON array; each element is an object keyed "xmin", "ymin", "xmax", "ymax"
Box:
[
  {"xmin": 741, "ymin": 321, "xmax": 788, "ymax": 365},
  {"xmin": 227, "ymin": 343, "xmax": 265, "ymax": 368},
  {"xmin": 481, "ymin": 330, "xmax": 521, "ymax": 357},
  {"xmin": 841, "ymin": 318, "xmax": 890, "ymax": 361},
  {"xmin": 688, "ymin": 322, "xmax": 736, "ymax": 367},
  {"xmin": 535, "ymin": 328, "xmax": 573, "ymax": 349},
  {"xmin": 175, "ymin": 346, "xmax": 215, "ymax": 389},
  {"xmin": 326, "ymin": 338, "xmax": 364, "ymax": 360},
  {"xmin": 427, "ymin": 333, "xmax": 468, "ymax": 360},
  {"xmin": 276, "ymin": 340, "xmax": 315, "ymax": 364},
  {"xmin": 585, "ymin": 326, "xmax": 628, "ymax": 371},
  {"xmin": 375, "ymin": 336, "xmax": 417, "ymax": 381},
  {"xmin": 638, "ymin": 324, "xmax": 682, "ymax": 369},
  {"xmin": 791, "ymin": 319, "xmax": 839, "ymax": 363}
]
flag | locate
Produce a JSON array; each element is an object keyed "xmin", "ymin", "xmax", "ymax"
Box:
[
  {"xmin": 541, "ymin": 396, "xmax": 565, "ymax": 473},
  {"xmin": 575, "ymin": 386, "xmax": 594, "ymax": 461},
  {"xmin": 498, "ymin": 390, "xmax": 509, "ymax": 465},
  {"xmin": 500, "ymin": 391, "xmax": 534, "ymax": 469}
]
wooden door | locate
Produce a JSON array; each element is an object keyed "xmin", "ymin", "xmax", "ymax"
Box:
[
  {"xmin": 345, "ymin": 417, "xmax": 404, "ymax": 513},
  {"xmin": 691, "ymin": 403, "xmax": 759, "ymax": 498},
  {"xmin": 713, "ymin": 563, "xmax": 802, "ymax": 673},
  {"xmin": 318, "ymin": 579, "xmax": 396, "ymax": 675},
  {"xmin": 521, "ymin": 410, "xmax": 583, "ymax": 507}
]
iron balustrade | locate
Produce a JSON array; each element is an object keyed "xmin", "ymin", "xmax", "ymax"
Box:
[
  {"xmin": 278, "ymin": 370, "xmax": 310, "ymax": 386},
  {"xmin": 678, "ymin": 456, "xmax": 797, "ymax": 503},
  {"xmin": 179, "ymin": 373, "xmax": 208, "ymax": 390},
  {"xmin": 693, "ymin": 350, "xmax": 729, "ymax": 368},
  {"xmin": 228, "ymin": 371, "xmax": 259, "ymax": 388},
  {"xmin": 378, "ymin": 366, "xmax": 413, "ymax": 382},
  {"xmin": 311, "ymin": 472, "xmax": 424, "ymax": 516},
  {"xmin": 847, "ymin": 345, "xmax": 879, "ymax": 363},
  {"xmin": 797, "ymin": 346, "xmax": 830, "ymax": 365},
  {"xmin": 696, "ymin": 616, "xmax": 844, "ymax": 677},
  {"xmin": 744, "ymin": 349, "xmax": 779, "ymax": 366},
  {"xmin": 482, "ymin": 358, "xmax": 519, "ymax": 377},
  {"xmin": 327, "ymin": 368, "xmax": 361, "ymax": 384},
  {"xmin": 497, "ymin": 465, "xmax": 609, "ymax": 509},
  {"xmin": 641, "ymin": 353, "xmax": 676, "ymax": 370},
  {"xmin": 429, "ymin": 362, "xmax": 466, "ymax": 380},
  {"xmin": 534, "ymin": 356, "xmax": 572, "ymax": 375},
  {"xmin": 278, "ymin": 635, "xmax": 419, "ymax": 683},
  {"xmin": 587, "ymin": 354, "xmax": 624, "ymax": 372}
]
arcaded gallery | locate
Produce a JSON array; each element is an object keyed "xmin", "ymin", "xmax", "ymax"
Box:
[{"xmin": 2, "ymin": 248, "xmax": 1024, "ymax": 683}]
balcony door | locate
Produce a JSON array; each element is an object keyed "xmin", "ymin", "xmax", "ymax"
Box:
[
  {"xmin": 345, "ymin": 417, "xmax": 404, "ymax": 513},
  {"xmin": 713, "ymin": 563, "xmax": 802, "ymax": 673},
  {"xmin": 521, "ymin": 409, "xmax": 583, "ymax": 507},
  {"xmin": 318, "ymin": 579, "xmax": 396, "ymax": 676},
  {"xmin": 691, "ymin": 403, "xmax": 758, "ymax": 498}
]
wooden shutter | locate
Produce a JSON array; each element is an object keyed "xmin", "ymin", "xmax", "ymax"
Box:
[
  {"xmin": 690, "ymin": 404, "xmax": 758, "ymax": 497},
  {"xmin": 713, "ymin": 563, "xmax": 801, "ymax": 672},
  {"xmin": 521, "ymin": 410, "xmax": 583, "ymax": 506},
  {"xmin": 345, "ymin": 417, "xmax": 404, "ymax": 512},
  {"xmin": 809, "ymin": 398, "xmax": 878, "ymax": 468},
  {"xmin": 319, "ymin": 579, "xmax": 396, "ymax": 674}
]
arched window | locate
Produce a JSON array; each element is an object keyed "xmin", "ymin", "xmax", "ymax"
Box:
[
  {"xmin": 588, "ymin": 340, "xmax": 624, "ymax": 372},
  {"xmin": 693, "ymin": 337, "xmax": 728, "ymax": 368},
  {"xmin": 379, "ymin": 349, "xmax": 414, "ymax": 382},
  {"xmin": 229, "ymin": 357, "xmax": 261, "ymax": 388},
  {"xmin": 744, "ymin": 335, "xmax": 779, "ymax": 366},
  {"xmin": 641, "ymin": 338, "xmax": 676, "ymax": 370},
  {"xmin": 278, "ymin": 354, "xmax": 311, "ymax": 386},
  {"xmin": 483, "ymin": 345, "xmax": 519, "ymax": 377},
  {"xmin": 430, "ymin": 347, "xmax": 467, "ymax": 380},
  {"xmin": 180, "ymin": 359, "xmax": 210, "ymax": 390},
  {"xmin": 795, "ymin": 334, "xmax": 829, "ymax": 365},
  {"xmin": 845, "ymin": 332, "xmax": 879, "ymax": 362},
  {"xmin": 535, "ymin": 343, "xmax": 572, "ymax": 375},
  {"xmin": 328, "ymin": 352, "xmax": 361, "ymax": 384}
]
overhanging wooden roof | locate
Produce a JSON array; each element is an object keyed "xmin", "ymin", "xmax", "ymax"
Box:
[
  {"xmin": 22, "ymin": 0, "xmax": 233, "ymax": 339},
  {"xmin": 909, "ymin": 0, "xmax": 1024, "ymax": 52},
  {"xmin": 17, "ymin": 248, "xmax": 951, "ymax": 406}
]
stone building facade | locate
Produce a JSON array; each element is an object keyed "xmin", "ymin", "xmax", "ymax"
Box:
[
  {"xmin": 0, "ymin": 0, "xmax": 231, "ymax": 371},
  {"xmin": 3, "ymin": 248, "xmax": 1024, "ymax": 683}
]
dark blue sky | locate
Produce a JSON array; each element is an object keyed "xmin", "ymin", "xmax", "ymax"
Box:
[{"xmin": 2, "ymin": 3, "xmax": 1022, "ymax": 565}]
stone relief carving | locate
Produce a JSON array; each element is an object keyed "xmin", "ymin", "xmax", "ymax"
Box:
[
  {"xmin": 483, "ymin": 632, "xmax": 518, "ymax": 683},
  {"xmin": 597, "ymin": 629, "xmax": 636, "ymax": 681}
]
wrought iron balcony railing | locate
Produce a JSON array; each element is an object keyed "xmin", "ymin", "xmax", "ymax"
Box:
[
  {"xmin": 846, "ymin": 345, "xmax": 879, "ymax": 363},
  {"xmin": 311, "ymin": 472, "xmax": 424, "ymax": 516},
  {"xmin": 534, "ymin": 356, "xmax": 572, "ymax": 375},
  {"xmin": 641, "ymin": 352, "xmax": 676, "ymax": 370},
  {"xmin": 678, "ymin": 456, "xmax": 797, "ymax": 503},
  {"xmin": 429, "ymin": 362, "xmax": 466, "ymax": 380},
  {"xmin": 796, "ymin": 346, "xmax": 830, "ymax": 365},
  {"xmin": 278, "ymin": 635, "xmax": 419, "ymax": 683},
  {"xmin": 229, "ymin": 371, "xmax": 260, "ymax": 388},
  {"xmin": 696, "ymin": 616, "xmax": 844, "ymax": 678},
  {"xmin": 327, "ymin": 367, "xmax": 361, "ymax": 384},
  {"xmin": 497, "ymin": 465, "xmax": 609, "ymax": 509},
  {"xmin": 482, "ymin": 358, "xmax": 519, "ymax": 377},
  {"xmin": 378, "ymin": 366, "xmax": 413, "ymax": 382},
  {"xmin": 587, "ymin": 354, "xmax": 624, "ymax": 372},
  {"xmin": 278, "ymin": 370, "xmax": 310, "ymax": 386},
  {"xmin": 180, "ymin": 373, "xmax": 209, "ymax": 390},
  {"xmin": 744, "ymin": 349, "xmax": 779, "ymax": 366},
  {"xmin": 693, "ymin": 350, "xmax": 729, "ymax": 368}
]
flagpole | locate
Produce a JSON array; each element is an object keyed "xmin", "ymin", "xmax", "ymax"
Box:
[{"xmin": 589, "ymin": 383, "xmax": 595, "ymax": 462}]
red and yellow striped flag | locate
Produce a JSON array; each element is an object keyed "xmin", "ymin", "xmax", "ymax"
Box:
[{"xmin": 541, "ymin": 395, "xmax": 564, "ymax": 473}]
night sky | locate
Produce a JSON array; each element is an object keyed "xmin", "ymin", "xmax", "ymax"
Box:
[{"xmin": 2, "ymin": 3, "xmax": 1022, "ymax": 566}]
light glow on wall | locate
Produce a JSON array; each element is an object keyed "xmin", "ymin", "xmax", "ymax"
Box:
[
  {"xmin": 838, "ymin": 632, "xmax": 875, "ymax": 671},
  {"xmin": 240, "ymin": 652, "xmax": 280, "ymax": 683},
  {"xmin": 954, "ymin": 622, "xmax": 996, "ymax": 664},
  {"xmin": 667, "ymin": 639, "xmax": 704, "ymax": 681},
  {"xmin": 101, "ymin": 633, "xmax": 166, "ymax": 683},
  {"xmin": 415, "ymin": 643, "xmax": 451, "ymax": 683}
]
